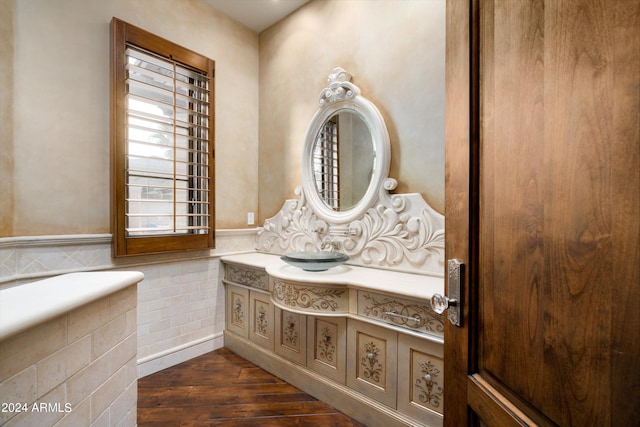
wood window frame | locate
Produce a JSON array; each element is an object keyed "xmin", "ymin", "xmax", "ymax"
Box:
[{"xmin": 110, "ymin": 18, "xmax": 215, "ymax": 257}]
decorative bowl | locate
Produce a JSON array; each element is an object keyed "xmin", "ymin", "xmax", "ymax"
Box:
[{"xmin": 280, "ymin": 251, "xmax": 349, "ymax": 271}]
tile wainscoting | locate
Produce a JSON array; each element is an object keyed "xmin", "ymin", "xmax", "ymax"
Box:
[
  {"xmin": 0, "ymin": 229, "xmax": 258, "ymax": 377},
  {"xmin": 0, "ymin": 275, "xmax": 141, "ymax": 426}
]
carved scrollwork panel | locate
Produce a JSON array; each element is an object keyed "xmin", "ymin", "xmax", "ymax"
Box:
[
  {"xmin": 249, "ymin": 292, "xmax": 274, "ymax": 351},
  {"xmin": 226, "ymin": 285, "xmax": 249, "ymax": 339},
  {"xmin": 255, "ymin": 304, "xmax": 268, "ymax": 336},
  {"xmin": 307, "ymin": 317, "xmax": 346, "ymax": 384},
  {"xmin": 358, "ymin": 292, "xmax": 444, "ymax": 337},
  {"xmin": 232, "ymin": 296, "xmax": 244, "ymax": 326},
  {"xmin": 256, "ymin": 188, "xmax": 444, "ymax": 276},
  {"xmin": 283, "ymin": 313, "xmax": 299, "ymax": 347},
  {"xmin": 359, "ymin": 338, "xmax": 385, "ymax": 387},
  {"xmin": 313, "ymin": 319, "xmax": 341, "ymax": 368},
  {"xmin": 318, "ymin": 326, "xmax": 336, "ymax": 363},
  {"xmin": 346, "ymin": 320, "xmax": 398, "ymax": 407},
  {"xmin": 226, "ymin": 264, "xmax": 269, "ymax": 290},
  {"xmin": 272, "ymin": 279, "xmax": 348, "ymax": 313},
  {"xmin": 274, "ymin": 308, "xmax": 307, "ymax": 364},
  {"xmin": 411, "ymin": 351, "xmax": 444, "ymax": 414}
]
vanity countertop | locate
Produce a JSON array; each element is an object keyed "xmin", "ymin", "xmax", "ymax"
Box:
[
  {"xmin": 221, "ymin": 252, "xmax": 443, "ymax": 301},
  {"xmin": 0, "ymin": 271, "xmax": 144, "ymax": 341}
]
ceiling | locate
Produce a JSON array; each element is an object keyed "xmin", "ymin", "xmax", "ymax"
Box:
[{"xmin": 204, "ymin": 0, "xmax": 311, "ymax": 33}]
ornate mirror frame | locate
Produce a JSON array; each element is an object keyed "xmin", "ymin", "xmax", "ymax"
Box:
[
  {"xmin": 257, "ymin": 68, "xmax": 445, "ymax": 276},
  {"xmin": 301, "ymin": 67, "xmax": 390, "ymax": 224}
]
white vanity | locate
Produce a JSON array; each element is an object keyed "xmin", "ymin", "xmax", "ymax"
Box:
[{"xmin": 222, "ymin": 68, "xmax": 445, "ymax": 427}]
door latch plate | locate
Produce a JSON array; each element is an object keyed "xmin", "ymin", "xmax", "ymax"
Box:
[{"xmin": 446, "ymin": 259, "xmax": 463, "ymax": 327}]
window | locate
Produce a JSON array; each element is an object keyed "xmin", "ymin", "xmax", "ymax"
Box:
[{"xmin": 110, "ymin": 18, "xmax": 215, "ymax": 256}]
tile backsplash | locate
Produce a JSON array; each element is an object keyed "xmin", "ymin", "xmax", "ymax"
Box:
[
  {"xmin": 0, "ymin": 231, "xmax": 257, "ymax": 287},
  {"xmin": 0, "ymin": 235, "xmax": 111, "ymax": 285}
]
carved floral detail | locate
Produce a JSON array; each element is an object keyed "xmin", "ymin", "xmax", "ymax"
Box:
[
  {"xmin": 361, "ymin": 342, "xmax": 383, "ymax": 384},
  {"xmin": 342, "ymin": 200, "xmax": 444, "ymax": 269},
  {"xmin": 273, "ymin": 280, "xmax": 346, "ymax": 312},
  {"xmin": 226, "ymin": 265, "xmax": 268, "ymax": 290},
  {"xmin": 256, "ymin": 305, "xmax": 268, "ymax": 336},
  {"xmin": 415, "ymin": 360, "xmax": 443, "ymax": 409},
  {"xmin": 256, "ymin": 188, "xmax": 324, "ymax": 253},
  {"xmin": 362, "ymin": 294, "xmax": 444, "ymax": 334},
  {"xmin": 233, "ymin": 297, "xmax": 244, "ymax": 325},
  {"xmin": 318, "ymin": 327, "xmax": 335, "ymax": 363},
  {"xmin": 318, "ymin": 67, "xmax": 361, "ymax": 106},
  {"xmin": 256, "ymin": 186, "xmax": 444, "ymax": 275},
  {"xmin": 283, "ymin": 314, "xmax": 298, "ymax": 347}
]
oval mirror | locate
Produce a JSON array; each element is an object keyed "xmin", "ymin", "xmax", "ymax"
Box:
[
  {"xmin": 311, "ymin": 110, "xmax": 374, "ymax": 211},
  {"xmin": 302, "ymin": 68, "xmax": 390, "ymax": 224}
]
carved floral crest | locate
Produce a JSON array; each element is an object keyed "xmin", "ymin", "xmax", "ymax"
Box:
[{"xmin": 318, "ymin": 67, "xmax": 361, "ymax": 105}]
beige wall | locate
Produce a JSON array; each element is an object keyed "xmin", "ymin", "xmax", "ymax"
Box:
[
  {"xmin": 1, "ymin": 0, "xmax": 445, "ymax": 236},
  {"xmin": 258, "ymin": 0, "xmax": 445, "ymax": 223},
  {"xmin": 0, "ymin": 0, "xmax": 15, "ymax": 236},
  {"xmin": 0, "ymin": 0, "xmax": 259, "ymax": 236}
]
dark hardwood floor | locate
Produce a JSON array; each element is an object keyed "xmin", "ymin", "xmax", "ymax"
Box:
[{"xmin": 138, "ymin": 347, "xmax": 367, "ymax": 426}]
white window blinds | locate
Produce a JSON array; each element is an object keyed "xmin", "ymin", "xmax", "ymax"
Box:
[
  {"xmin": 124, "ymin": 45, "xmax": 210, "ymax": 236},
  {"xmin": 313, "ymin": 119, "xmax": 340, "ymax": 210}
]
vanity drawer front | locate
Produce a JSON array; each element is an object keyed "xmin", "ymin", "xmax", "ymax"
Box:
[
  {"xmin": 357, "ymin": 291, "xmax": 444, "ymax": 337},
  {"xmin": 225, "ymin": 284, "xmax": 249, "ymax": 339},
  {"xmin": 398, "ymin": 334, "xmax": 444, "ymax": 424},
  {"xmin": 249, "ymin": 290, "xmax": 275, "ymax": 351},
  {"xmin": 346, "ymin": 319, "xmax": 398, "ymax": 409},
  {"xmin": 274, "ymin": 307, "xmax": 307, "ymax": 365},
  {"xmin": 271, "ymin": 278, "xmax": 349, "ymax": 315},
  {"xmin": 224, "ymin": 262, "xmax": 269, "ymax": 290},
  {"xmin": 306, "ymin": 316, "xmax": 347, "ymax": 384}
]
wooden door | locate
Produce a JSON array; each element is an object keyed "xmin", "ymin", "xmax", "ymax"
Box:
[{"xmin": 444, "ymin": 1, "xmax": 639, "ymax": 426}]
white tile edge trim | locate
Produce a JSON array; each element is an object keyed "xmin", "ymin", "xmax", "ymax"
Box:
[
  {"xmin": 0, "ymin": 229, "xmax": 259, "ymax": 247},
  {"xmin": 0, "ymin": 271, "xmax": 144, "ymax": 340},
  {"xmin": 0, "ymin": 234, "xmax": 112, "ymax": 247},
  {"xmin": 137, "ymin": 332, "xmax": 224, "ymax": 378}
]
